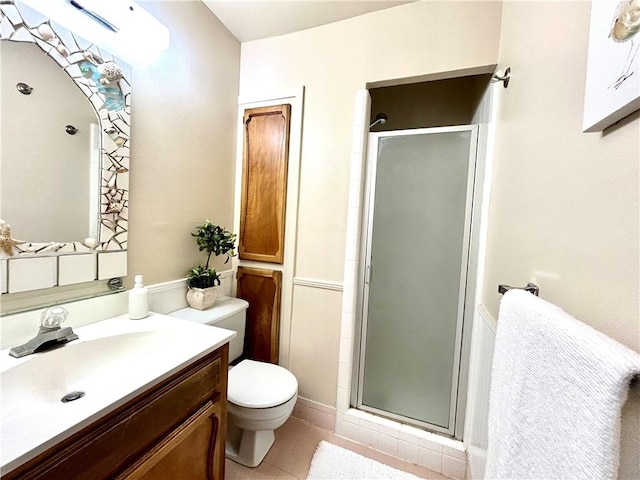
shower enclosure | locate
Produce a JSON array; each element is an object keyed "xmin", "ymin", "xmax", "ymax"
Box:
[{"xmin": 355, "ymin": 126, "xmax": 478, "ymax": 437}]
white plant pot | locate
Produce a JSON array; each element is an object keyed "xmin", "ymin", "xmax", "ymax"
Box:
[{"xmin": 186, "ymin": 286, "xmax": 218, "ymax": 310}]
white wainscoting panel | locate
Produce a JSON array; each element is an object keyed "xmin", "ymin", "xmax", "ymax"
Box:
[
  {"xmin": 463, "ymin": 306, "xmax": 496, "ymax": 479},
  {"xmin": 147, "ymin": 269, "xmax": 234, "ymax": 315}
]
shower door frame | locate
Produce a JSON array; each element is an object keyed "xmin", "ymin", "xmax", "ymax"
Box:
[{"xmin": 354, "ymin": 125, "xmax": 479, "ymax": 437}]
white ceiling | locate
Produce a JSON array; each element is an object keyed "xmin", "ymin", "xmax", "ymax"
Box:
[{"xmin": 203, "ymin": 1, "xmax": 415, "ymax": 42}]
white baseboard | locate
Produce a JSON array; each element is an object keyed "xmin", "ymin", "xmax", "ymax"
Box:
[
  {"xmin": 335, "ymin": 408, "xmax": 467, "ymax": 480},
  {"xmin": 292, "ymin": 396, "xmax": 337, "ymax": 431},
  {"xmin": 292, "ymin": 396, "xmax": 467, "ymax": 480}
]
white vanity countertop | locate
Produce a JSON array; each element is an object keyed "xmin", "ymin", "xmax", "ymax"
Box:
[{"xmin": 0, "ymin": 312, "xmax": 235, "ymax": 475}]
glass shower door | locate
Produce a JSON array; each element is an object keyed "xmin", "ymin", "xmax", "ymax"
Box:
[{"xmin": 357, "ymin": 126, "xmax": 477, "ymax": 434}]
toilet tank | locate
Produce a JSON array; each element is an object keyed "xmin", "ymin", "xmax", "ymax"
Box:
[{"xmin": 169, "ymin": 297, "xmax": 248, "ymax": 362}]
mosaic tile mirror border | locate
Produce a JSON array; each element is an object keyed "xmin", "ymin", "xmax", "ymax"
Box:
[{"xmin": 0, "ymin": 1, "xmax": 131, "ymax": 259}]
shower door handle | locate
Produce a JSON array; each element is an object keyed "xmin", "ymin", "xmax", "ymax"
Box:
[{"xmin": 365, "ymin": 265, "xmax": 371, "ymax": 285}]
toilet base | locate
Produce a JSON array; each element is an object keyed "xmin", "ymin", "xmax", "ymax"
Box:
[{"xmin": 225, "ymin": 421, "xmax": 275, "ymax": 468}]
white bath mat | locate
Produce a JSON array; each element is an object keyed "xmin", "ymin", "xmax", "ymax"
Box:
[{"xmin": 307, "ymin": 441, "xmax": 424, "ymax": 480}]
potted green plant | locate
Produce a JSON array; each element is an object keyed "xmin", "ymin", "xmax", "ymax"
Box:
[{"xmin": 186, "ymin": 220, "xmax": 236, "ymax": 310}]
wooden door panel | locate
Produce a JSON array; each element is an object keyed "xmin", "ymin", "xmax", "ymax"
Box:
[
  {"xmin": 236, "ymin": 267, "xmax": 282, "ymax": 363},
  {"xmin": 239, "ymin": 104, "xmax": 291, "ymax": 264}
]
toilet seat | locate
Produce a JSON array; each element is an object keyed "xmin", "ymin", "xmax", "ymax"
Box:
[{"xmin": 228, "ymin": 359, "xmax": 297, "ymax": 409}]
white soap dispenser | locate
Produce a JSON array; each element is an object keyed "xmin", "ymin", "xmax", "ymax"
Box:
[{"xmin": 129, "ymin": 274, "xmax": 149, "ymax": 319}]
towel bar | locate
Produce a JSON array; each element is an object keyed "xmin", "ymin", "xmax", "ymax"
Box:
[{"xmin": 498, "ymin": 282, "xmax": 539, "ymax": 296}]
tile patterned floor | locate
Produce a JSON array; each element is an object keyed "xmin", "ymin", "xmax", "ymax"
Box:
[{"xmin": 225, "ymin": 417, "xmax": 446, "ymax": 479}]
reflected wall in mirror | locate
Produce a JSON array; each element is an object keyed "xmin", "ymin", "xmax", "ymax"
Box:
[
  {"xmin": 2, "ymin": 40, "xmax": 99, "ymax": 243},
  {"xmin": 0, "ymin": 0, "xmax": 131, "ymax": 298}
]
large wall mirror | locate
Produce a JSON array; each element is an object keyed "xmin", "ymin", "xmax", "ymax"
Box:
[{"xmin": 0, "ymin": 1, "xmax": 131, "ymax": 311}]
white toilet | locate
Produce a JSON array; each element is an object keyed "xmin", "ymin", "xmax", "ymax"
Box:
[{"xmin": 169, "ymin": 297, "xmax": 298, "ymax": 467}]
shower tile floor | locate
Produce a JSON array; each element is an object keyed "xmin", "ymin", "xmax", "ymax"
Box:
[{"xmin": 225, "ymin": 417, "xmax": 446, "ymax": 479}]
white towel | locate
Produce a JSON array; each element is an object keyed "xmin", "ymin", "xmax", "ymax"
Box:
[{"xmin": 485, "ymin": 290, "xmax": 640, "ymax": 480}]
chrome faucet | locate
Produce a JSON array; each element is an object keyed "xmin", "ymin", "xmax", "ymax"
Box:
[{"xmin": 9, "ymin": 307, "xmax": 79, "ymax": 358}]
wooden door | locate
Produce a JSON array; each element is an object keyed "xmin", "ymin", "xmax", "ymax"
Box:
[
  {"xmin": 236, "ymin": 267, "xmax": 282, "ymax": 363},
  {"xmin": 239, "ymin": 104, "xmax": 291, "ymax": 264}
]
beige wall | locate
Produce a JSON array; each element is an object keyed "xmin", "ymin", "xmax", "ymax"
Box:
[
  {"xmin": 482, "ymin": 1, "xmax": 639, "ymax": 351},
  {"xmin": 128, "ymin": 1, "xmax": 240, "ymax": 287},
  {"xmin": 240, "ymin": 0, "xmax": 639, "ymax": 424},
  {"xmin": 240, "ymin": 1, "xmax": 503, "ymax": 406},
  {"xmin": 478, "ymin": 3, "xmax": 639, "ymax": 476}
]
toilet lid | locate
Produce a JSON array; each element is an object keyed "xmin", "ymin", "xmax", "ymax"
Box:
[{"xmin": 228, "ymin": 359, "xmax": 298, "ymax": 408}]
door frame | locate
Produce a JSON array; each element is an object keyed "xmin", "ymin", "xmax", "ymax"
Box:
[
  {"xmin": 355, "ymin": 125, "xmax": 480, "ymax": 437},
  {"xmin": 232, "ymin": 87, "xmax": 305, "ymax": 369}
]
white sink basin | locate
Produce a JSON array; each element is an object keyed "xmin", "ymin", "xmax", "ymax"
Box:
[
  {"xmin": 1, "ymin": 330, "xmax": 170, "ymax": 424},
  {"xmin": 0, "ymin": 313, "xmax": 235, "ymax": 475}
]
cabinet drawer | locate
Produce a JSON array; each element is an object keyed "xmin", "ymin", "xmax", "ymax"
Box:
[{"xmin": 8, "ymin": 352, "xmax": 222, "ymax": 480}]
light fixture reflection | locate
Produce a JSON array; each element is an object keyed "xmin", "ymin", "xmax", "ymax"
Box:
[{"xmin": 20, "ymin": 0, "xmax": 170, "ymax": 67}]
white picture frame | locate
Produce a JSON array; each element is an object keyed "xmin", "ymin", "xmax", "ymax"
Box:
[{"xmin": 583, "ymin": 0, "xmax": 640, "ymax": 132}]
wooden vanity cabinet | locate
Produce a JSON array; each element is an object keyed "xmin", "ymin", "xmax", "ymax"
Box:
[{"xmin": 5, "ymin": 345, "xmax": 229, "ymax": 480}]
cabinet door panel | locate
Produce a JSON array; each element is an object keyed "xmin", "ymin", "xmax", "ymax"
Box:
[
  {"xmin": 237, "ymin": 267, "xmax": 282, "ymax": 363},
  {"xmin": 239, "ymin": 104, "xmax": 291, "ymax": 264},
  {"xmin": 119, "ymin": 401, "xmax": 221, "ymax": 480}
]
